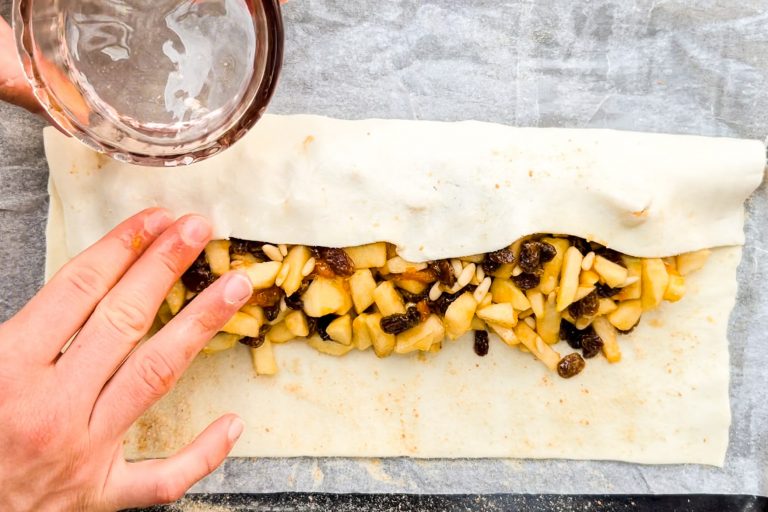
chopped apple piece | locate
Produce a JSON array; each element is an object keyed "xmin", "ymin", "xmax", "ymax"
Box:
[
  {"xmin": 307, "ymin": 335, "xmax": 354, "ymax": 356},
  {"xmin": 205, "ymin": 240, "xmax": 231, "ymax": 276},
  {"xmin": 284, "ymin": 310, "xmax": 310, "ymax": 337},
  {"xmin": 676, "ymin": 249, "xmax": 711, "ymax": 276},
  {"xmin": 222, "ymin": 312, "xmax": 262, "ymax": 338},
  {"xmin": 267, "ymin": 321, "xmax": 295, "ymax": 344},
  {"xmin": 593, "ymin": 316, "xmax": 621, "ymax": 363},
  {"xmin": 302, "ymin": 277, "xmax": 351, "ymax": 317},
  {"xmin": 279, "ymin": 245, "xmax": 312, "ymax": 296},
  {"xmin": 593, "ymin": 255, "xmax": 628, "ymax": 288},
  {"xmin": 488, "ymin": 322, "xmax": 519, "ymax": 346},
  {"xmin": 240, "ymin": 305, "xmax": 266, "ymax": 325},
  {"xmin": 203, "ymin": 332, "xmax": 240, "ymax": 355},
  {"xmin": 459, "ymin": 254, "xmax": 485, "ymax": 264},
  {"xmin": 526, "ymin": 290, "xmax": 545, "ymax": 319},
  {"xmin": 444, "ymin": 292, "xmax": 478, "ymax": 340},
  {"xmin": 617, "ymin": 257, "xmax": 642, "ymax": 301},
  {"xmin": 556, "ymin": 246, "xmax": 584, "ymax": 312},
  {"xmin": 573, "ymin": 286, "xmax": 596, "ymax": 302},
  {"xmin": 349, "ymin": 269, "xmax": 377, "ymax": 314},
  {"xmin": 476, "ymin": 303, "xmax": 517, "ymax": 328},
  {"xmin": 383, "ymin": 256, "xmax": 428, "ymax": 274},
  {"xmin": 470, "ymin": 316, "xmax": 487, "ymax": 331},
  {"xmin": 395, "ymin": 315, "xmax": 445, "ymax": 354},
  {"xmin": 513, "ymin": 322, "xmax": 561, "ymax": 371},
  {"xmin": 352, "ymin": 314, "xmax": 373, "ymax": 350},
  {"xmin": 373, "ymin": 281, "xmax": 406, "ymax": 316},
  {"xmin": 597, "ymin": 298, "xmax": 618, "ymax": 315},
  {"xmin": 539, "ymin": 238, "xmax": 571, "ymax": 294},
  {"xmin": 664, "ymin": 274, "xmax": 686, "ymax": 303},
  {"xmin": 575, "ymin": 316, "xmax": 594, "ymax": 330},
  {"xmin": 243, "ymin": 261, "xmax": 282, "ymax": 290},
  {"xmin": 490, "ymin": 278, "xmax": 531, "ymax": 311},
  {"xmin": 579, "ymin": 269, "xmax": 600, "ymax": 287},
  {"xmin": 365, "ymin": 313, "xmax": 396, "ymax": 357},
  {"xmin": 537, "ymin": 293, "xmax": 561, "ymax": 345},
  {"xmin": 641, "ymin": 258, "xmax": 669, "ymax": 311},
  {"xmin": 608, "ymin": 299, "xmax": 642, "ymax": 331},
  {"xmin": 394, "ymin": 279, "xmax": 428, "ymax": 295},
  {"xmin": 492, "ymin": 263, "xmax": 516, "ymax": 279},
  {"xmin": 327, "ymin": 314, "xmax": 353, "ymax": 346},
  {"xmin": 165, "ymin": 280, "xmax": 186, "ymax": 315},
  {"xmin": 344, "ymin": 242, "xmax": 388, "ymax": 269},
  {"xmin": 250, "ymin": 340, "xmax": 278, "ymax": 376}
]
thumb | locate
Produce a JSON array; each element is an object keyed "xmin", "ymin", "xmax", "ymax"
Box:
[{"xmin": 106, "ymin": 414, "xmax": 244, "ymax": 509}]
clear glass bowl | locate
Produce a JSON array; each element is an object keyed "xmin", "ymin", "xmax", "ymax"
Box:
[{"xmin": 13, "ymin": 0, "xmax": 283, "ymax": 166}]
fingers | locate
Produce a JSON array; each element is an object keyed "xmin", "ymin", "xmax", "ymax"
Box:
[
  {"xmin": 0, "ymin": 18, "xmax": 40, "ymax": 113},
  {"xmin": 107, "ymin": 414, "xmax": 244, "ymax": 509},
  {"xmin": 1, "ymin": 208, "xmax": 173, "ymax": 363},
  {"xmin": 89, "ymin": 271, "xmax": 252, "ymax": 440},
  {"xmin": 57, "ymin": 215, "xmax": 212, "ymax": 400}
]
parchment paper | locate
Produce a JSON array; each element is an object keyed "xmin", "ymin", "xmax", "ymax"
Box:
[{"xmin": 2, "ymin": 0, "xmax": 768, "ymax": 496}]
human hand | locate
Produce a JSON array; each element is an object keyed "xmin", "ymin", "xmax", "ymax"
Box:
[
  {"xmin": 0, "ymin": 210, "xmax": 254, "ymax": 511},
  {"xmin": 0, "ymin": 17, "xmax": 39, "ymax": 113}
]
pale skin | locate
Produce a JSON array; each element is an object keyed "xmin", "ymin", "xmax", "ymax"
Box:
[{"xmin": 0, "ymin": 4, "xmax": 284, "ymax": 509}]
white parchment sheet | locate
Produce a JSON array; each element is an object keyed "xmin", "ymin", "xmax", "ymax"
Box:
[{"xmin": 1, "ymin": 0, "xmax": 767, "ymax": 496}]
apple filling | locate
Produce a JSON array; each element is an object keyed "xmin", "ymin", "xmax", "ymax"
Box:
[{"xmin": 156, "ymin": 236, "xmax": 711, "ymax": 379}]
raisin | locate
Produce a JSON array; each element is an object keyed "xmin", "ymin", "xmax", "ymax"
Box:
[
  {"xmin": 285, "ymin": 279, "xmax": 311, "ymax": 310},
  {"xmin": 432, "ymin": 260, "xmax": 456, "ymax": 288},
  {"xmin": 488, "ymin": 247, "xmax": 516, "ymax": 265},
  {"xmin": 597, "ymin": 248, "xmax": 625, "ymax": 267},
  {"xmin": 229, "ymin": 238, "xmax": 266, "ymax": 259},
  {"xmin": 580, "ymin": 328, "xmax": 604, "ymax": 359},
  {"xmin": 560, "ymin": 320, "xmax": 583, "ymax": 349},
  {"xmin": 312, "ymin": 259, "xmax": 337, "ymax": 278},
  {"xmin": 306, "ymin": 316, "xmax": 318, "ymax": 336},
  {"xmin": 569, "ymin": 237, "xmax": 592, "ymax": 256},
  {"xmin": 474, "ymin": 330, "xmax": 490, "ymax": 357},
  {"xmin": 316, "ymin": 247, "xmax": 355, "ymax": 277},
  {"xmin": 519, "ymin": 240, "xmax": 558, "ymax": 273},
  {"xmin": 481, "ymin": 258, "xmax": 501, "ymax": 274},
  {"xmin": 428, "ymin": 285, "xmax": 477, "ymax": 315},
  {"xmin": 512, "ymin": 272, "xmax": 540, "ymax": 290},
  {"xmin": 381, "ymin": 309, "xmax": 420, "ymax": 334},
  {"xmin": 596, "ymin": 283, "xmax": 620, "ymax": 298},
  {"xmin": 316, "ymin": 315, "xmax": 336, "ymax": 341},
  {"xmin": 264, "ymin": 304, "xmax": 281, "ymax": 322},
  {"xmin": 558, "ymin": 353, "xmax": 586, "ymax": 379},
  {"xmin": 398, "ymin": 287, "xmax": 428, "ymax": 304},
  {"xmin": 181, "ymin": 253, "xmax": 216, "ymax": 293},
  {"xmin": 285, "ymin": 294, "xmax": 303, "ymax": 310},
  {"xmin": 568, "ymin": 290, "xmax": 599, "ymax": 319},
  {"xmin": 538, "ymin": 241, "xmax": 557, "ymax": 264},
  {"xmin": 249, "ymin": 286, "xmax": 284, "ymax": 308},
  {"xmin": 239, "ymin": 325, "xmax": 270, "ymax": 349}
]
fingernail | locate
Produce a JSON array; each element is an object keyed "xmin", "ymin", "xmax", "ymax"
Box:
[
  {"xmin": 224, "ymin": 273, "xmax": 253, "ymax": 304},
  {"xmin": 144, "ymin": 209, "xmax": 173, "ymax": 237},
  {"xmin": 180, "ymin": 216, "xmax": 211, "ymax": 246},
  {"xmin": 228, "ymin": 417, "xmax": 245, "ymax": 443}
]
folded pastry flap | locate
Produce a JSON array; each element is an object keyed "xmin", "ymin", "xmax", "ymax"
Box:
[{"xmin": 44, "ymin": 115, "xmax": 765, "ymax": 264}]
